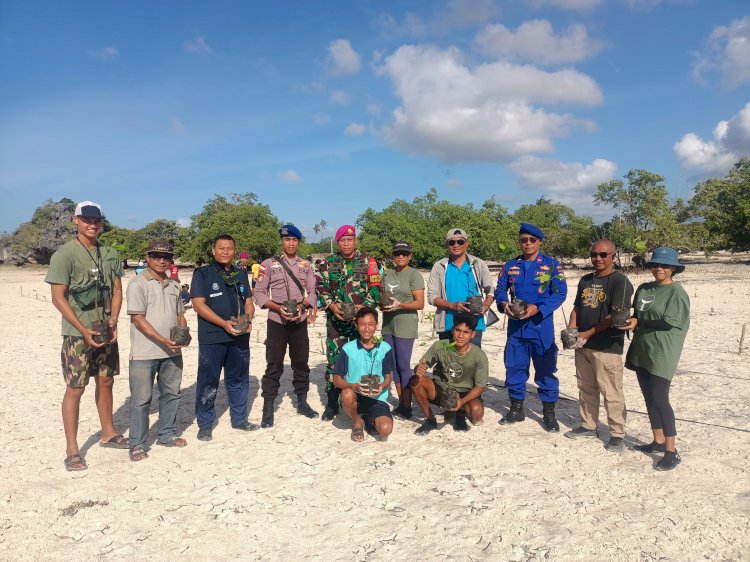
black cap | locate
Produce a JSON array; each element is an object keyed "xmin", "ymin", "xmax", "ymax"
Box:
[{"xmin": 392, "ymin": 241, "xmax": 412, "ymax": 253}]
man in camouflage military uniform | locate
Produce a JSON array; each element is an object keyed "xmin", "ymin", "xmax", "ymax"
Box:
[{"xmin": 317, "ymin": 224, "xmax": 381, "ymax": 421}]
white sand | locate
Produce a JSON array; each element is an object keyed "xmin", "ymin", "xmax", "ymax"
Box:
[{"xmin": 1, "ymin": 262, "xmax": 749, "ymax": 561}]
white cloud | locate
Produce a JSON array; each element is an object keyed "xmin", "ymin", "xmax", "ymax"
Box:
[
  {"xmin": 170, "ymin": 117, "xmax": 186, "ymax": 135},
  {"xmin": 625, "ymin": 0, "xmax": 694, "ymax": 10},
  {"xmin": 474, "ymin": 20, "xmax": 604, "ymax": 65},
  {"xmin": 366, "ymin": 102, "xmax": 382, "ymax": 115},
  {"xmin": 692, "ymin": 16, "xmax": 750, "ymax": 89},
  {"xmin": 508, "ymin": 155, "xmax": 617, "ymax": 216},
  {"xmin": 330, "ymin": 90, "xmax": 351, "ymax": 105},
  {"xmin": 446, "ymin": 178, "xmax": 463, "ymax": 187},
  {"xmin": 344, "ymin": 123, "xmax": 366, "ymax": 137},
  {"xmin": 89, "ymin": 46, "xmax": 118, "ymax": 61},
  {"xmin": 527, "ymin": 0, "xmax": 601, "ymax": 10},
  {"xmin": 278, "ymin": 170, "xmax": 301, "ymax": 182},
  {"xmin": 374, "ymin": 0, "xmax": 496, "ymax": 38},
  {"xmin": 327, "ymin": 39, "xmax": 361, "ymax": 76},
  {"xmin": 183, "ymin": 36, "xmax": 215, "ymax": 57},
  {"xmin": 176, "ymin": 218, "xmax": 191, "ymax": 227},
  {"xmin": 312, "ymin": 113, "xmax": 332, "ymax": 124},
  {"xmin": 674, "ymin": 102, "xmax": 750, "ymax": 174},
  {"xmin": 376, "ymin": 44, "xmax": 602, "ymax": 162}
]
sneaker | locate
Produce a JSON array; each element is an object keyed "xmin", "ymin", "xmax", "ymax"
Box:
[
  {"xmin": 232, "ymin": 421, "xmax": 260, "ymax": 432},
  {"xmin": 393, "ymin": 406, "xmax": 413, "ymax": 420},
  {"xmin": 655, "ymin": 451, "xmax": 682, "ymax": 471},
  {"xmin": 605, "ymin": 436, "xmax": 625, "ymax": 452},
  {"xmin": 633, "ymin": 440, "xmax": 666, "ymax": 454},
  {"xmin": 453, "ymin": 414, "xmax": 470, "ymax": 432},
  {"xmin": 564, "ymin": 426, "xmax": 598, "ymax": 439},
  {"xmin": 197, "ymin": 427, "xmax": 213, "ymax": 441},
  {"xmin": 414, "ymin": 418, "xmax": 438, "ymax": 436}
]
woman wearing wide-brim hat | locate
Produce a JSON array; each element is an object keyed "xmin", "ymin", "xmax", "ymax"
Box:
[{"xmin": 618, "ymin": 247, "xmax": 690, "ymax": 471}]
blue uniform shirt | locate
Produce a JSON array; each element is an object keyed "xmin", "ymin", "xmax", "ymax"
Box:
[
  {"xmin": 444, "ymin": 259, "xmax": 486, "ymax": 331},
  {"xmin": 191, "ymin": 263, "xmax": 252, "ymax": 346},
  {"xmin": 495, "ymin": 253, "xmax": 567, "ymax": 347}
]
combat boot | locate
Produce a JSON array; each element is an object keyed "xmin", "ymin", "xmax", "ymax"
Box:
[
  {"xmin": 542, "ymin": 401, "xmax": 560, "ymax": 432},
  {"xmin": 499, "ymin": 399, "xmax": 525, "ymax": 425},
  {"xmin": 296, "ymin": 393, "xmax": 319, "ymax": 419},
  {"xmin": 261, "ymin": 398, "xmax": 275, "ymax": 428},
  {"xmin": 321, "ymin": 387, "xmax": 340, "ymax": 421}
]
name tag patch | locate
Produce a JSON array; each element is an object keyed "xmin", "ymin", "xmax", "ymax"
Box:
[{"xmin": 209, "ymin": 291, "xmax": 223, "ymax": 298}]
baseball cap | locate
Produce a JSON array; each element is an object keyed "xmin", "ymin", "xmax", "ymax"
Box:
[
  {"xmin": 445, "ymin": 228, "xmax": 468, "ymax": 241},
  {"xmin": 392, "ymin": 241, "xmax": 412, "ymax": 253},
  {"xmin": 75, "ymin": 201, "xmax": 105, "ymax": 219},
  {"xmin": 147, "ymin": 239, "xmax": 174, "ymax": 255}
]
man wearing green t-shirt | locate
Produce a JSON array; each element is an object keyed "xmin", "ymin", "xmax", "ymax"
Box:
[
  {"xmin": 45, "ymin": 201, "xmax": 126, "ymax": 472},
  {"xmin": 411, "ymin": 315, "xmax": 489, "ymax": 435}
]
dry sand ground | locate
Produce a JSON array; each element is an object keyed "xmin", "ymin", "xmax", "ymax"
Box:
[{"xmin": 1, "ymin": 260, "xmax": 749, "ymax": 561}]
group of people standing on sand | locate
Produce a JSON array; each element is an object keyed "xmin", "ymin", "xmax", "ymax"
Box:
[{"xmin": 47, "ymin": 200, "xmax": 690, "ymax": 474}]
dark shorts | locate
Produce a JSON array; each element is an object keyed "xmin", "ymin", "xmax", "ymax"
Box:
[
  {"xmin": 61, "ymin": 336, "xmax": 120, "ymax": 388},
  {"xmin": 356, "ymin": 394, "xmax": 392, "ymax": 421}
]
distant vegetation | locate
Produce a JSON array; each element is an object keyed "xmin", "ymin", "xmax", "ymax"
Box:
[{"xmin": 2, "ymin": 159, "xmax": 749, "ymax": 266}]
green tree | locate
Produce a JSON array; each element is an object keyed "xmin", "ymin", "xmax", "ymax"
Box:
[
  {"xmin": 513, "ymin": 197, "xmax": 594, "ymax": 258},
  {"xmin": 689, "ymin": 158, "xmax": 750, "ymax": 251},
  {"xmin": 184, "ymin": 193, "xmax": 280, "ymax": 263},
  {"xmin": 594, "ymin": 169, "xmax": 680, "ymax": 251},
  {"xmin": 5, "ymin": 198, "xmax": 76, "ymax": 264}
]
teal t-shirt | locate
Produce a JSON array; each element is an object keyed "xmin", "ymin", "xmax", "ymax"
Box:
[
  {"xmin": 381, "ymin": 266, "xmax": 424, "ymax": 339},
  {"xmin": 625, "ymin": 282, "xmax": 690, "ymax": 380},
  {"xmin": 45, "ymin": 238, "xmax": 123, "ymax": 337},
  {"xmin": 420, "ymin": 340, "xmax": 489, "ymax": 392}
]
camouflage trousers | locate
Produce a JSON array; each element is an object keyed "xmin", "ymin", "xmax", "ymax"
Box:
[
  {"xmin": 324, "ymin": 313, "xmax": 359, "ymax": 390},
  {"xmin": 61, "ymin": 336, "xmax": 120, "ymax": 388}
]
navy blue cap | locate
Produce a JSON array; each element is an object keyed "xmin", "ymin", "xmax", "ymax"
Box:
[
  {"xmin": 279, "ymin": 224, "xmax": 302, "ymax": 240},
  {"xmin": 519, "ymin": 222, "xmax": 545, "ymax": 239}
]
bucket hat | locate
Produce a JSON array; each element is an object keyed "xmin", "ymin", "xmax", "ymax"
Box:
[{"xmin": 644, "ymin": 246, "xmax": 685, "ymax": 274}]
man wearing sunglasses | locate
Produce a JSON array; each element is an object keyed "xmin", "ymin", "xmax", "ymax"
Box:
[
  {"xmin": 495, "ymin": 223, "xmax": 567, "ymax": 432},
  {"xmin": 426, "ymin": 228, "xmax": 495, "ymax": 348},
  {"xmin": 126, "ymin": 239, "xmax": 189, "ymax": 461},
  {"xmin": 564, "ymin": 240, "xmax": 633, "ymax": 451}
]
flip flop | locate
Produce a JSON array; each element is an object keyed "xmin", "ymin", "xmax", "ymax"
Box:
[
  {"xmin": 156, "ymin": 437, "xmax": 187, "ymax": 448},
  {"xmin": 351, "ymin": 427, "xmax": 365, "ymax": 442},
  {"xmin": 64, "ymin": 453, "xmax": 87, "ymax": 472},
  {"xmin": 129, "ymin": 445, "xmax": 148, "ymax": 462},
  {"xmin": 100, "ymin": 434, "xmax": 129, "ymax": 449}
]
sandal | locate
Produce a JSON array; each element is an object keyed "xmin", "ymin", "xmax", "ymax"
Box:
[
  {"xmin": 64, "ymin": 453, "xmax": 87, "ymax": 472},
  {"xmin": 129, "ymin": 445, "xmax": 148, "ymax": 462},
  {"xmin": 100, "ymin": 434, "xmax": 129, "ymax": 449},
  {"xmin": 350, "ymin": 427, "xmax": 365, "ymax": 442},
  {"xmin": 156, "ymin": 437, "xmax": 187, "ymax": 448}
]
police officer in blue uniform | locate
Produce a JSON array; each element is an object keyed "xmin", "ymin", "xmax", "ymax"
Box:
[
  {"xmin": 495, "ymin": 223, "xmax": 567, "ymax": 432},
  {"xmin": 190, "ymin": 234, "xmax": 258, "ymax": 441}
]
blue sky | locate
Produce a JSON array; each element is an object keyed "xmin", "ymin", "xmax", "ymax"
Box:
[{"xmin": 1, "ymin": 0, "xmax": 749, "ymax": 239}]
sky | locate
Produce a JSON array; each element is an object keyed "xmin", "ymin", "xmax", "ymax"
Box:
[{"xmin": 1, "ymin": 0, "xmax": 749, "ymax": 239}]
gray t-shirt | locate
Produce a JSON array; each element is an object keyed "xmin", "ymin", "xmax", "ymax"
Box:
[{"xmin": 127, "ymin": 269, "xmax": 185, "ymax": 360}]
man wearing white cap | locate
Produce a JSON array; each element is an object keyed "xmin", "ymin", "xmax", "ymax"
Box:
[{"xmin": 46, "ymin": 201, "xmax": 126, "ymax": 472}]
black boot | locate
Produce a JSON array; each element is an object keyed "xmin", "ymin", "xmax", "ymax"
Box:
[
  {"xmin": 296, "ymin": 393, "xmax": 319, "ymax": 419},
  {"xmin": 321, "ymin": 387, "xmax": 340, "ymax": 421},
  {"xmin": 261, "ymin": 398, "xmax": 275, "ymax": 428},
  {"xmin": 499, "ymin": 399, "xmax": 525, "ymax": 425},
  {"xmin": 542, "ymin": 401, "xmax": 560, "ymax": 432}
]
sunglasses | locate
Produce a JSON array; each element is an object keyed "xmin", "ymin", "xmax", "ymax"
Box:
[
  {"xmin": 447, "ymin": 239, "xmax": 466, "ymax": 246},
  {"xmin": 519, "ymin": 236, "xmax": 538, "ymax": 243},
  {"xmin": 590, "ymin": 251, "xmax": 613, "ymax": 258},
  {"xmin": 650, "ymin": 264, "xmax": 671, "ymax": 270},
  {"xmin": 393, "ymin": 251, "xmax": 411, "ymax": 257},
  {"xmin": 148, "ymin": 253, "xmax": 172, "ymax": 261}
]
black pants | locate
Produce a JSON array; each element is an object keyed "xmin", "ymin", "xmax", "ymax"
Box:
[
  {"xmin": 636, "ymin": 368, "xmax": 676, "ymax": 437},
  {"xmin": 262, "ymin": 319, "xmax": 310, "ymax": 398}
]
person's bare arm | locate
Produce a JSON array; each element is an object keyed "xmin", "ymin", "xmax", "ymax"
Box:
[
  {"xmin": 451, "ymin": 386, "xmax": 485, "ymax": 412},
  {"xmin": 109, "ymin": 276, "xmax": 123, "ymax": 342},
  {"xmin": 192, "ymin": 297, "xmax": 240, "ymax": 335},
  {"xmin": 131, "ymin": 314, "xmax": 185, "ymax": 350}
]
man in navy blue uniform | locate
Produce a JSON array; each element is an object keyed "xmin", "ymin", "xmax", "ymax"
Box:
[
  {"xmin": 495, "ymin": 223, "xmax": 567, "ymax": 432},
  {"xmin": 190, "ymin": 234, "xmax": 258, "ymax": 441}
]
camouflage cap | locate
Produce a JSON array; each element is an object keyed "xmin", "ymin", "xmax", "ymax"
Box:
[{"xmin": 147, "ymin": 239, "xmax": 174, "ymax": 255}]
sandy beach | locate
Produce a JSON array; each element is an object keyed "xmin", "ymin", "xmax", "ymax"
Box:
[{"xmin": 1, "ymin": 260, "xmax": 748, "ymax": 561}]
